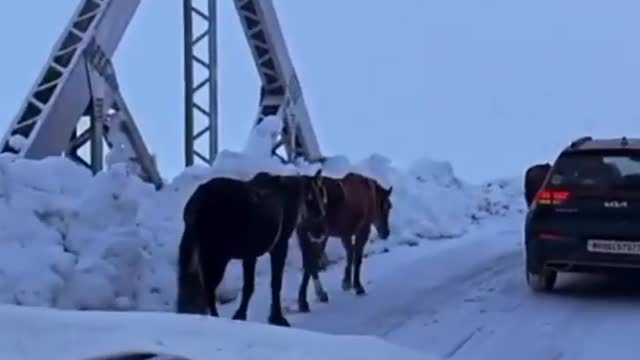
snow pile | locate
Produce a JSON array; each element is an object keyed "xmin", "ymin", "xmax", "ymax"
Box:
[
  {"xmin": 244, "ymin": 115, "xmax": 283, "ymax": 156},
  {"xmin": 7, "ymin": 134, "xmax": 28, "ymax": 152},
  {"xmin": 0, "ymin": 116, "xmax": 524, "ymax": 311},
  {"xmin": 328, "ymin": 154, "xmax": 524, "ymax": 241},
  {"xmin": 471, "ymin": 176, "xmax": 526, "ymax": 222},
  {"xmin": 0, "ymin": 304, "xmax": 435, "ymax": 360}
]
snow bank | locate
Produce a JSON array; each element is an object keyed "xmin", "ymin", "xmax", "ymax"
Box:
[
  {"xmin": 0, "ymin": 149, "xmax": 524, "ymax": 311},
  {"xmin": 313, "ymin": 154, "xmax": 392, "ymax": 189},
  {"xmin": 0, "ymin": 304, "xmax": 435, "ymax": 360},
  {"xmin": 0, "ymin": 117, "xmax": 525, "ymax": 312}
]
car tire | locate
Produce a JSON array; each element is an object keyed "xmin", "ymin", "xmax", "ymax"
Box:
[{"xmin": 526, "ymin": 269, "xmax": 557, "ymax": 292}]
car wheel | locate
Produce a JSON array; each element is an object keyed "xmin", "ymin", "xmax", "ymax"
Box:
[{"xmin": 526, "ymin": 269, "xmax": 557, "ymax": 292}]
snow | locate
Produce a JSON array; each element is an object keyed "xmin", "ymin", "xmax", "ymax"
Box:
[
  {"xmin": 243, "ymin": 114, "xmax": 284, "ymax": 156},
  {"xmin": 7, "ymin": 134, "xmax": 28, "ymax": 152},
  {"xmin": 289, "ymin": 216, "xmax": 640, "ymax": 360},
  {"xmin": 0, "ymin": 118, "xmax": 524, "ymax": 358},
  {"xmin": 318, "ymin": 154, "xmax": 393, "ymax": 189},
  {"xmin": 0, "ymin": 116, "xmax": 528, "ymax": 358},
  {"xmin": 0, "ymin": 143, "xmax": 524, "ymax": 311},
  {"xmin": 0, "ymin": 304, "xmax": 434, "ymax": 360},
  {"xmin": 200, "ymin": 114, "xmax": 322, "ymax": 180}
]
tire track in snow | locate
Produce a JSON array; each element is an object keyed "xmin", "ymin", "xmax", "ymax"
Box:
[
  {"xmin": 294, "ymin": 230, "xmax": 522, "ymax": 336},
  {"xmin": 385, "ymin": 255, "xmax": 640, "ymax": 360},
  {"xmin": 372, "ymin": 250, "xmax": 522, "ymax": 338}
]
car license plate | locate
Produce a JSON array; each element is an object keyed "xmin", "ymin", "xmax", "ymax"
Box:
[{"xmin": 587, "ymin": 239, "xmax": 640, "ymax": 255}]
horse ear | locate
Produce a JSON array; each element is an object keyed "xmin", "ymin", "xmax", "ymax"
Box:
[
  {"xmin": 386, "ymin": 186, "xmax": 393, "ymax": 195},
  {"xmin": 313, "ymin": 169, "xmax": 322, "ymax": 180}
]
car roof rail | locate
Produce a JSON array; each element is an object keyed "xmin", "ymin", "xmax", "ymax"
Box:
[{"xmin": 569, "ymin": 136, "xmax": 592, "ymax": 149}]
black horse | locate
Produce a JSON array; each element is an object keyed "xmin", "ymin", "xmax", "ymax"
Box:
[{"xmin": 175, "ymin": 169, "xmax": 327, "ymax": 327}]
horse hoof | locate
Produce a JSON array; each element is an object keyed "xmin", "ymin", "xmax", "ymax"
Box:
[
  {"xmin": 342, "ymin": 281, "xmax": 352, "ymax": 291},
  {"xmin": 268, "ymin": 316, "xmax": 291, "ymax": 327},
  {"xmin": 298, "ymin": 302, "xmax": 311, "ymax": 313},
  {"xmin": 318, "ymin": 292, "xmax": 329, "ymax": 303},
  {"xmin": 232, "ymin": 312, "xmax": 247, "ymax": 321},
  {"xmin": 355, "ymin": 287, "xmax": 366, "ymax": 296}
]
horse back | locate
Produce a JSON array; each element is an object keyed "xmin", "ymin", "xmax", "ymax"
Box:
[
  {"xmin": 324, "ymin": 173, "xmax": 376, "ymax": 235},
  {"xmin": 184, "ymin": 177, "xmax": 283, "ymax": 258}
]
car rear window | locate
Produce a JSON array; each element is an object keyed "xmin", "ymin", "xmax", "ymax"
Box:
[{"xmin": 548, "ymin": 150, "xmax": 640, "ymax": 187}]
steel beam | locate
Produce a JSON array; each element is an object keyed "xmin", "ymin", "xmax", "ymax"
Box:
[
  {"xmin": 0, "ymin": 0, "xmax": 162, "ymax": 188},
  {"xmin": 183, "ymin": 0, "xmax": 218, "ymax": 167},
  {"xmin": 234, "ymin": 0, "xmax": 322, "ymax": 162}
]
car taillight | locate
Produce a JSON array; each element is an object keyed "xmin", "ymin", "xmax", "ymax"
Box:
[{"xmin": 536, "ymin": 188, "xmax": 571, "ymax": 205}]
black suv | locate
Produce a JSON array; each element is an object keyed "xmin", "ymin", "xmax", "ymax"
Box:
[{"xmin": 524, "ymin": 136, "xmax": 640, "ymax": 292}]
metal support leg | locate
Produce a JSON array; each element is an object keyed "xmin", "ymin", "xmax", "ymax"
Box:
[{"xmin": 183, "ymin": 0, "xmax": 218, "ymax": 166}]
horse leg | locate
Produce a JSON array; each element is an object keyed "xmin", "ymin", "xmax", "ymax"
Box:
[
  {"xmin": 352, "ymin": 230, "xmax": 370, "ymax": 296},
  {"xmin": 297, "ymin": 273, "xmax": 330, "ymax": 313},
  {"xmin": 318, "ymin": 251, "xmax": 329, "ymax": 270},
  {"xmin": 312, "ymin": 238, "xmax": 329, "ymax": 302},
  {"xmin": 311, "ymin": 236, "xmax": 329, "ymax": 303},
  {"xmin": 232, "ymin": 257, "xmax": 257, "ymax": 321},
  {"xmin": 296, "ymin": 230, "xmax": 329, "ymax": 312},
  {"xmin": 306, "ymin": 240, "xmax": 329, "ymax": 304},
  {"xmin": 296, "ymin": 230, "xmax": 314, "ymax": 312},
  {"xmin": 200, "ymin": 255, "xmax": 230, "ymax": 317},
  {"xmin": 341, "ymin": 236, "xmax": 354, "ymax": 290},
  {"xmin": 296, "ymin": 265, "xmax": 329, "ymax": 314},
  {"xmin": 311, "ymin": 271, "xmax": 328, "ymax": 302},
  {"xmin": 268, "ymin": 236, "xmax": 290, "ymax": 327},
  {"xmin": 297, "ymin": 270, "xmax": 312, "ymax": 313}
]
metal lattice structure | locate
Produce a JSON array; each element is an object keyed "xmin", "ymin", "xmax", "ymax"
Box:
[
  {"xmin": 1, "ymin": 0, "xmax": 322, "ymax": 187},
  {"xmin": 233, "ymin": 0, "xmax": 322, "ymax": 162},
  {"xmin": 183, "ymin": 0, "xmax": 218, "ymax": 167}
]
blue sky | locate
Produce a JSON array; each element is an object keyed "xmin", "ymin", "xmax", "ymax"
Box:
[{"xmin": 1, "ymin": 1, "xmax": 640, "ymax": 183}]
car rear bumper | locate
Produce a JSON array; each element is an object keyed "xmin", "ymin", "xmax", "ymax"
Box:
[{"xmin": 528, "ymin": 236, "xmax": 640, "ymax": 273}]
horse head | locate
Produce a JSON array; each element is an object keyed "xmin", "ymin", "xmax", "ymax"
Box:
[{"xmin": 373, "ymin": 182, "xmax": 393, "ymax": 239}]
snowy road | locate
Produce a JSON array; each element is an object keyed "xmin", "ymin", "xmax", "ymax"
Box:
[{"xmin": 285, "ymin": 222, "xmax": 640, "ymax": 360}]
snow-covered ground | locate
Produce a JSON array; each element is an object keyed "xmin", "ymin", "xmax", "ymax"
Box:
[
  {"xmin": 0, "ymin": 304, "xmax": 433, "ymax": 360},
  {"xmin": 289, "ymin": 215, "xmax": 640, "ymax": 360},
  {"xmin": 3, "ymin": 129, "xmax": 636, "ymax": 359}
]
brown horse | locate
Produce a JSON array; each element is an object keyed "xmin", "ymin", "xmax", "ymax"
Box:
[
  {"xmin": 295, "ymin": 172, "xmax": 393, "ymax": 313},
  {"xmin": 524, "ymin": 163, "xmax": 551, "ymax": 206}
]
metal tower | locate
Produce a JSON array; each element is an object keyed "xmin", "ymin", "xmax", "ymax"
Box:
[
  {"xmin": 1, "ymin": 0, "xmax": 322, "ymax": 187},
  {"xmin": 0, "ymin": 0, "xmax": 162, "ymax": 188},
  {"xmin": 233, "ymin": 0, "xmax": 322, "ymax": 163},
  {"xmin": 183, "ymin": 0, "xmax": 218, "ymax": 167},
  {"xmin": 183, "ymin": 0, "xmax": 323, "ymax": 165}
]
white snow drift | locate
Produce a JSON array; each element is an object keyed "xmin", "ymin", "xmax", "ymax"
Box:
[
  {"xmin": 0, "ymin": 116, "xmax": 525, "ymax": 311},
  {"xmin": 0, "ymin": 152, "xmax": 524, "ymax": 311},
  {"xmin": 0, "ymin": 304, "xmax": 435, "ymax": 360}
]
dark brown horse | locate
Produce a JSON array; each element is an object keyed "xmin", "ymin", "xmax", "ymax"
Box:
[
  {"xmin": 296, "ymin": 172, "xmax": 393, "ymax": 313},
  {"xmin": 524, "ymin": 163, "xmax": 551, "ymax": 206},
  {"xmin": 175, "ymin": 170, "xmax": 327, "ymax": 327}
]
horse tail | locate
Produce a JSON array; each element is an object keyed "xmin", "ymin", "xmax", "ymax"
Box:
[{"xmin": 176, "ymin": 222, "xmax": 207, "ymax": 314}]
